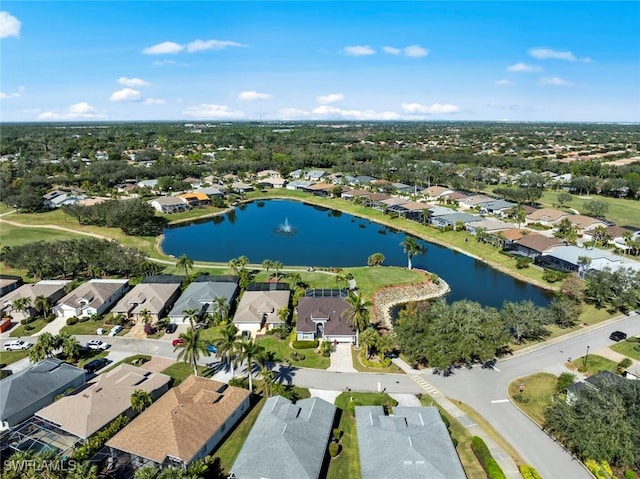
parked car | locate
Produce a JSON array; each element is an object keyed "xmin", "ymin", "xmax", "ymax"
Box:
[
  {"xmin": 609, "ymin": 331, "xmax": 627, "ymax": 342},
  {"xmin": 84, "ymin": 358, "xmax": 109, "ymax": 373},
  {"xmin": 86, "ymin": 340, "xmax": 110, "ymax": 350},
  {"xmin": 165, "ymin": 323, "xmax": 177, "ymax": 334},
  {"xmin": 206, "ymin": 344, "xmax": 217, "ymax": 353},
  {"xmin": 172, "ymin": 338, "xmax": 185, "ymax": 347},
  {"xmin": 96, "ymin": 328, "xmax": 106, "ymax": 335},
  {"xmin": 109, "ymin": 325, "xmax": 123, "ymax": 337},
  {"xmin": 3, "ymin": 339, "xmax": 32, "ymax": 351}
]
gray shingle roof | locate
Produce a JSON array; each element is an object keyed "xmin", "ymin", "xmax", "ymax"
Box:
[
  {"xmin": 356, "ymin": 406, "xmax": 466, "ymax": 479},
  {"xmin": 230, "ymin": 396, "xmax": 336, "ymax": 479},
  {"xmin": 168, "ymin": 280, "xmax": 238, "ymax": 319}
]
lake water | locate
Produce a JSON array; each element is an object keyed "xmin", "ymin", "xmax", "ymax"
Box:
[{"xmin": 161, "ymin": 199, "xmax": 552, "ymax": 307}]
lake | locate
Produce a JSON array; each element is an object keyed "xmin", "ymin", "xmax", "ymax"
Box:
[{"xmin": 161, "ymin": 199, "xmax": 552, "ymax": 307}]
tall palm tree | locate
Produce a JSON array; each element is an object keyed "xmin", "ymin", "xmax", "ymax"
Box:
[
  {"xmin": 262, "ymin": 259, "xmax": 274, "ymax": 277},
  {"xmin": 174, "ymin": 326, "xmax": 210, "ymax": 376},
  {"xmin": 215, "ymin": 323, "xmax": 240, "ymax": 377},
  {"xmin": 11, "ymin": 296, "xmax": 32, "ymax": 319},
  {"xmin": 182, "ymin": 308, "xmax": 200, "ymax": 328},
  {"xmin": 131, "ymin": 389, "xmax": 153, "ymax": 413},
  {"xmin": 400, "ymin": 236, "xmax": 426, "ymax": 270},
  {"xmin": 33, "ymin": 295, "xmax": 51, "ymax": 318},
  {"xmin": 237, "ymin": 338, "xmax": 266, "ymax": 393},
  {"xmin": 344, "ymin": 291, "xmax": 372, "ymax": 349},
  {"xmin": 60, "ymin": 333, "xmax": 81, "ymax": 362},
  {"xmin": 65, "ymin": 460, "xmax": 99, "ymax": 479},
  {"xmin": 133, "ymin": 467, "xmax": 159, "ymax": 479},
  {"xmin": 29, "ymin": 332, "xmax": 61, "ymax": 362},
  {"xmin": 272, "ymin": 261, "xmax": 283, "ymax": 281},
  {"xmin": 176, "ymin": 254, "xmax": 194, "ymax": 278},
  {"xmin": 211, "ymin": 296, "xmax": 229, "ymax": 325}
]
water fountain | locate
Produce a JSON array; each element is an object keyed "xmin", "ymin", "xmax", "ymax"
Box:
[{"xmin": 275, "ymin": 217, "xmax": 296, "ymax": 235}]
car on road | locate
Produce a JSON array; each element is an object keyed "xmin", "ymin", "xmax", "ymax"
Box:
[
  {"xmin": 165, "ymin": 323, "xmax": 177, "ymax": 334},
  {"xmin": 172, "ymin": 338, "xmax": 185, "ymax": 347},
  {"xmin": 3, "ymin": 339, "xmax": 32, "ymax": 351},
  {"xmin": 206, "ymin": 344, "xmax": 217, "ymax": 353},
  {"xmin": 109, "ymin": 325, "xmax": 123, "ymax": 337},
  {"xmin": 84, "ymin": 358, "xmax": 109, "ymax": 373},
  {"xmin": 86, "ymin": 340, "xmax": 110, "ymax": 350},
  {"xmin": 609, "ymin": 331, "xmax": 627, "ymax": 342}
]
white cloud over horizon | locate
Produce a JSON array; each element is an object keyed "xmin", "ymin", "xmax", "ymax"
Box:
[
  {"xmin": 383, "ymin": 44, "xmax": 429, "ymax": 57},
  {"xmin": 539, "ymin": 76, "xmax": 573, "ymax": 86},
  {"xmin": 38, "ymin": 102, "xmax": 105, "ymax": 120},
  {"xmin": 110, "ymin": 88, "xmax": 142, "ymax": 102},
  {"xmin": 0, "ymin": 86, "xmax": 25, "ymax": 99},
  {"xmin": 507, "ymin": 62, "xmax": 542, "ymax": 73},
  {"xmin": 344, "ymin": 45, "xmax": 376, "ymax": 56},
  {"xmin": 143, "ymin": 41, "xmax": 184, "ymax": 55},
  {"xmin": 312, "ymin": 105, "xmax": 401, "ymax": 120},
  {"xmin": 529, "ymin": 47, "xmax": 592, "ymax": 63},
  {"xmin": 316, "ymin": 93, "xmax": 344, "ymax": 104},
  {"xmin": 401, "ymin": 102, "xmax": 460, "ymax": 114},
  {"xmin": 182, "ymin": 104, "xmax": 245, "ymax": 119},
  {"xmin": 0, "ymin": 11, "xmax": 21, "ymax": 38},
  {"xmin": 238, "ymin": 90, "xmax": 272, "ymax": 101},
  {"xmin": 117, "ymin": 77, "xmax": 150, "ymax": 87},
  {"xmin": 144, "ymin": 39, "xmax": 245, "ymax": 55}
]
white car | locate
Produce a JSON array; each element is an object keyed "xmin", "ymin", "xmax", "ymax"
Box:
[
  {"xmin": 3, "ymin": 339, "xmax": 32, "ymax": 351},
  {"xmin": 108, "ymin": 325, "xmax": 122, "ymax": 337},
  {"xmin": 86, "ymin": 340, "xmax": 110, "ymax": 351}
]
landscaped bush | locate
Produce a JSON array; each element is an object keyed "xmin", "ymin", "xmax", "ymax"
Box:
[
  {"xmin": 618, "ymin": 358, "xmax": 632, "ymax": 369},
  {"xmin": 543, "ymin": 269, "xmax": 567, "ymax": 283},
  {"xmin": 290, "ymin": 351, "xmax": 306, "ymax": 361},
  {"xmin": 124, "ymin": 355, "xmax": 151, "ymax": 366},
  {"xmin": 291, "ymin": 340, "xmax": 318, "ymax": 349},
  {"xmin": 516, "ymin": 257, "xmax": 532, "ymax": 269},
  {"xmin": 328, "ymin": 442, "xmax": 340, "ymax": 457},
  {"xmin": 471, "ymin": 436, "xmax": 506, "ymax": 479},
  {"xmin": 519, "ymin": 464, "xmax": 542, "ymax": 479},
  {"xmin": 584, "ymin": 459, "xmax": 614, "ymax": 479},
  {"xmin": 72, "ymin": 415, "xmax": 130, "ymax": 461},
  {"xmin": 78, "ymin": 316, "xmax": 90, "ymax": 322},
  {"xmin": 624, "ymin": 471, "xmax": 637, "ymax": 479},
  {"xmin": 332, "ymin": 428, "xmax": 342, "ymax": 441},
  {"xmin": 359, "ymin": 352, "xmax": 392, "ymax": 368},
  {"xmin": 66, "ymin": 316, "xmax": 79, "ymax": 325}
]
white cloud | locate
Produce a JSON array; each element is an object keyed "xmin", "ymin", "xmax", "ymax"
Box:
[
  {"xmin": 539, "ymin": 76, "xmax": 573, "ymax": 86},
  {"xmin": 507, "ymin": 62, "xmax": 542, "ymax": 73},
  {"xmin": 311, "ymin": 105, "xmax": 401, "ymax": 120},
  {"xmin": 495, "ymin": 79, "xmax": 514, "ymax": 85},
  {"xmin": 316, "ymin": 93, "xmax": 344, "ymax": 104},
  {"xmin": 186, "ymin": 39, "xmax": 245, "ymax": 52},
  {"xmin": 143, "ymin": 41, "xmax": 184, "ymax": 55},
  {"xmin": 38, "ymin": 102, "xmax": 104, "ymax": 120},
  {"xmin": 0, "ymin": 11, "xmax": 21, "ymax": 38},
  {"xmin": 528, "ymin": 47, "xmax": 592, "ymax": 63},
  {"xmin": 344, "ymin": 45, "xmax": 376, "ymax": 56},
  {"xmin": 238, "ymin": 91, "xmax": 272, "ymax": 101},
  {"xmin": 117, "ymin": 77, "xmax": 149, "ymax": 87},
  {"xmin": 182, "ymin": 104, "xmax": 244, "ymax": 119},
  {"xmin": 383, "ymin": 46, "xmax": 401, "ymax": 55},
  {"xmin": 143, "ymin": 98, "xmax": 166, "ymax": 105},
  {"xmin": 0, "ymin": 85, "xmax": 25, "ymax": 99},
  {"xmin": 401, "ymin": 102, "xmax": 460, "ymax": 114},
  {"xmin": 404, "ymin": 45, "xmax": 429, "ymax": 58},
  {"xmin": 153, "ymin": 60, "xmax": 176, "ymax": 66},
  {"xmin": 109, "ymin": 88, "xmax": 142, "ymax": 102}
]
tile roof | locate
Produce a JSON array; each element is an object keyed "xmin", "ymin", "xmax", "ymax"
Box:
[
  {"xmin": 233, "ymin": 290, "xmax": 290, "ymax": 325},
  {"xmin": 112, "ymin": 282, "xmax": 181, "ymax": 316},
  {"xmin": 526, "ymin": 207, "xmax": 569, "ymax": 223},
  {"xmin": 55, "ymin": 279, "xmax": 129, "ymax": 312},
  {"xmin": 514, "ymin": 233, "xmax": 564, "ymax": 253}
]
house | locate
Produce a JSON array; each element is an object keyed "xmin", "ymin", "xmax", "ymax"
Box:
[
  {"xmin": 378, "ymin": 197, "xmax": 409, "ymax": 213},
  {"xmin": 505, "ymin": 234, "xmax": 564, "ymax": 259},
  {"xmin": 340, "ymin": 188, "xmax": 369, "ymax": 200},
  {"xmin": 194, "ymin": 186, "xmax": 225, "ymax": 198},
  {"xmin": 583, "ymin": 225, "xmax": 635, "ymax": 248},
  {"xmin": 355, "ymin": 406, "xmax": 466, "ymax": 479},
  {"xmin": 466, "ymin": 219, "xmax": 517, "ymax": 235},
  {"xmin": 350, "ymin": 175, "xmax": 376, "ymax": 186},
  {"xmin": 304, "ymin": 170, "xmax": 326, "ymax": 181},
  {"xmin": 300, "ymin": 183, "xmax": 335, "ymax": 197},
  {"xmin": 526, "ymin": 208, "xmax": 570, "ymax": 226},
  {"xmin": 565, "ymin": 214, "xmax": 607, "ymax": 232},
  {"xmin": 296, "ymin": 293, "xmax": 356, "ymax": 343},
  {"xmin": 112, "ymin": 279, "xmax": 182, "ymax": 322},
  {"xmin": 537, "ymin": 245, "xmax": 640, "ymax": 275},
  {"xmin": 105, "ymin": 376, "xmax": 251, "ymax": 470},
  {"xmin": 257, "ymin": 176, "xmax": 287, "ymax": 189},
  {"xmin": 386, "ymin": 200, "xmax": 430, "ymax": 222},
  {"xmin": 232, "ymin": 283, "xmax": 291, "ymax": 334},
  {"xmin": 0, "ymin": 280, "xmax": 70, "ymax": 321},
  {"xmin": 42, "ymin": 190, "xmax": 83, "ymax": 209},
  {"xmin": 257, "ymin": 169, "xmax": 281, "ymax": 178},
  {"xmin": 0, "ymin": 359, "xmax": 86, "ymax": 430},
  {"xmin": 34, "ymin": 364, "xmax": 170, "ymax": 440},
  {"xmin": 431, "ymin": 212, "xmax": 483, "ymax": 230},
  {"xmin": 177, "ymin": 192, "xmax": 211, "ymax": 207},
  {"xmin": 53, "ymin": 279, "xmax": 129, "ymax": 320},
  {"xmin": 490, "ymin": 228, "xmax": 528, "ymax": 247},
  {"xmin": 478, "ymin": 199, "xmax": 517, "ymax": 216},
  {"xmin": 289, "ymin": 169, "xmax": 304, "ymax": 179},
  {"xmin": 0, "ymin": 275, "xmax": 22, "ymax": 298},
  {"xmin": 230, "ymin": 395, "xmax": 336, "ymax": 479},
  {"xmin": 137, "ymin": 179, "xmax": 159, "ymax": 190},
  {"xmin": 167, "ymin": 277, "xmax": 239, "ymax": 324},
  {"xmin": 286, "ymin": 180, "xmax": 315, "ymax": 191},
  {"xmin": 423, "ymin": 186, "xmax": 453, "ymax": 200},
  {"xmin": 459, "ymin": 194, "xmax": 495, "ymax": 209},
  {"xmin": 565, "ymin": 370, "xmax": 629, "ymax": 404},
  {"xmin": 231, "ymin": 182, "xmax": 255, "ymax": 194},
  {"xmin": 149, "ymin": 196, "xmax": 189, "ymax": 214},
  {"xmin": 182, "ymin": 177, "xmax": 202, "ymax": 189}
]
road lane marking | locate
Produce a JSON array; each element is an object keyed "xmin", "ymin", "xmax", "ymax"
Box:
[{"xmin": 491, "ymin": 399, "xmax": 510, "ymax": 404}]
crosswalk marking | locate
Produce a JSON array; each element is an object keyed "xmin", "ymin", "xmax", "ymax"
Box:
[{"xmin": 410, "ymin": 375, "xmax": 441, "ymax": 396}]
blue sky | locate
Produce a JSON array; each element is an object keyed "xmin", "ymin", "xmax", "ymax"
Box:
[{"xmin": 1, "ymin": 1, "xmax": 638, "ymax": 122}]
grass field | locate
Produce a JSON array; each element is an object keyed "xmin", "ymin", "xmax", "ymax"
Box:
[
  {"xmin": 508, "ymin": 373, "xmax": 557, "ymax": 425},
  {"xmin": 611, "ymin": 337, "xmax": 640, "ymax": 361},
  {"xmin": 351, "ymin": 347, "xmax": 403, "ymax": 373},
  {"xmin": 568, "ymin": 354, "xmax": 618, "ymax": 375},
  {"xmin": 0, "ymin": 349, "xmax": 30, "ymax": 365},
  {"xmin": 257, "ymin": 336, "xmax": 330, "ymax": 369},
  {"xmin": 10, "ymin": 317, "xmax": 48, "ymax": 337}
]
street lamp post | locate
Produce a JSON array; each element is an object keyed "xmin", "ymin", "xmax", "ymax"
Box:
[{"xmin": 583, "ymin": 345, "xmax": 590, "ymax": 369}]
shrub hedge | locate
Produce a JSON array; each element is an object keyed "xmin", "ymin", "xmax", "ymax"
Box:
[
  {"xmin": 470, "ymin": 436, "xmax": 507, "ymax": 479},
  {"xmin": 66, "ymin": 317, "xmax": 79, "ymax": 325},
  {"xmin": 584, "ymin": 459, "xmax": 614, "ymax": 479},
  {"xmin": 624, "ymin": 470, "xmax": 637, "ymax": 479},
  {"xmin": 291, "ymin": 340, "xmax": 318, "ymax": 349},
  {"xmin": 329, "ymin": 442, "xmax": 340, "ymax": 457},
  {"xmin": 519, "ymin": 464, "xmax": 543, "ymax": 479}
]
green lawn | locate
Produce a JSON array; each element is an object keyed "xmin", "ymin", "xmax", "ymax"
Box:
[
  {"xmin": 102, "ymin": 354, "xmax": 152, "ymax": 373},
  {"xmin": 10, "ymin": 317, "xmax": 48, "ymax": 337},
  {"xmin": 611, "ymin": 337, "xmax": 640, "ymax": 361},
  {"xmin": 0, "ymin": 222, "xmax": 79, "ymax": 247},
  {"xmin": 60, "ymin": 318, "xmax": 128, "ymax": 336},
  {"xmin": 508, "ymin": 373, "xmax": 557, "ymax": 425},
  {"xmin": 160, "ymin": 362, "xmax": 212, "ymax": 382},
  {"xmin": 568, "ymin": 354, "xmax": 618, "ymax": 375},
  {"xmin": 257, "ymin": 336, "xmax": 330, "ymax": 369},
  {"xmin": 351, "ymin": 348, "xmax": 403, "ymax": 374},
  {"xmin": 328, "ymin": 392, "xmax": 398, "ymax": 479},
  {"xmin": 0, "ymin": 349, "xmax": 31, "ymax": 365}
]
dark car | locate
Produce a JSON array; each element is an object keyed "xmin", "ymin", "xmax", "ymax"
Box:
[
  {"xmin": 84, "ymin": 358, "xmax": 109, "ymax": 373},
  {"xmin": 609, "ymin": 331, "xmax": 627, "ymax": 342},
  {"xmin": 165, "ymin": 323, "xmax": 177, "ymax": 334}
]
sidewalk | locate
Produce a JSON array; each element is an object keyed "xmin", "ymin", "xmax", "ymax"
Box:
[{"xmin": 392, "ymin": 357, "xmax": 522, "ymax": 479}]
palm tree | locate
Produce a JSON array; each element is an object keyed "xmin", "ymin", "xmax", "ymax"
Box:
[
  {"xmin": 215, "ymin": 323, "xmax": 241, "ymax": 377},
  {"xmin": 11, "ymin": 296, "xmax": 32, "ymax": 319},
  {"xmin": 174, "ymin": 326, "xmax": 210, "ymax": 376},
  {"xmin": 65, "ymin": 460, "xmax": 99, "ymax": 479},
  {"xmin": 262, "ymin": 259, "xmax": 274, "ymax": 277},
  {"xmin": 272, "ymin": 261, "xmax": 283, "ymax": 281},
  {"xmin": 60, "ymin": 333, "xmax": 81, "ymax": 362},
  {"xmin": 176, "ymin": 254, "xmax": 194, "ymax": 278},
  {"xmin": 260, "ymin": 366, "xmax": 276, "ymax": 396},
  {"xmin": 33, "ymin": 295, "xmax": 52, "ymax": 318},
  {"xmin": 344, "ymin": 291, "xmax": 372, "ymax": 349},
  {"xmin": 211, "ymin": 296, "xmax": 229, "ymax": 325},
  {"xmin": 133, "ymin": 467, "xmax": 159, "ymax": 479},
  {"xmin": 182, "ymin": 308, "xmax": 200, "ymax": 328},
  {"xmin": 400, "ymin": 236, "xmax": 426, "ymax": 270},
  {"xmin": 131, "ymin": 389, "xmax": 153, "ymax": 413},
  {"xmin": 237, "ymin": 338, "xmax": 266, "ymax": 393}
]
